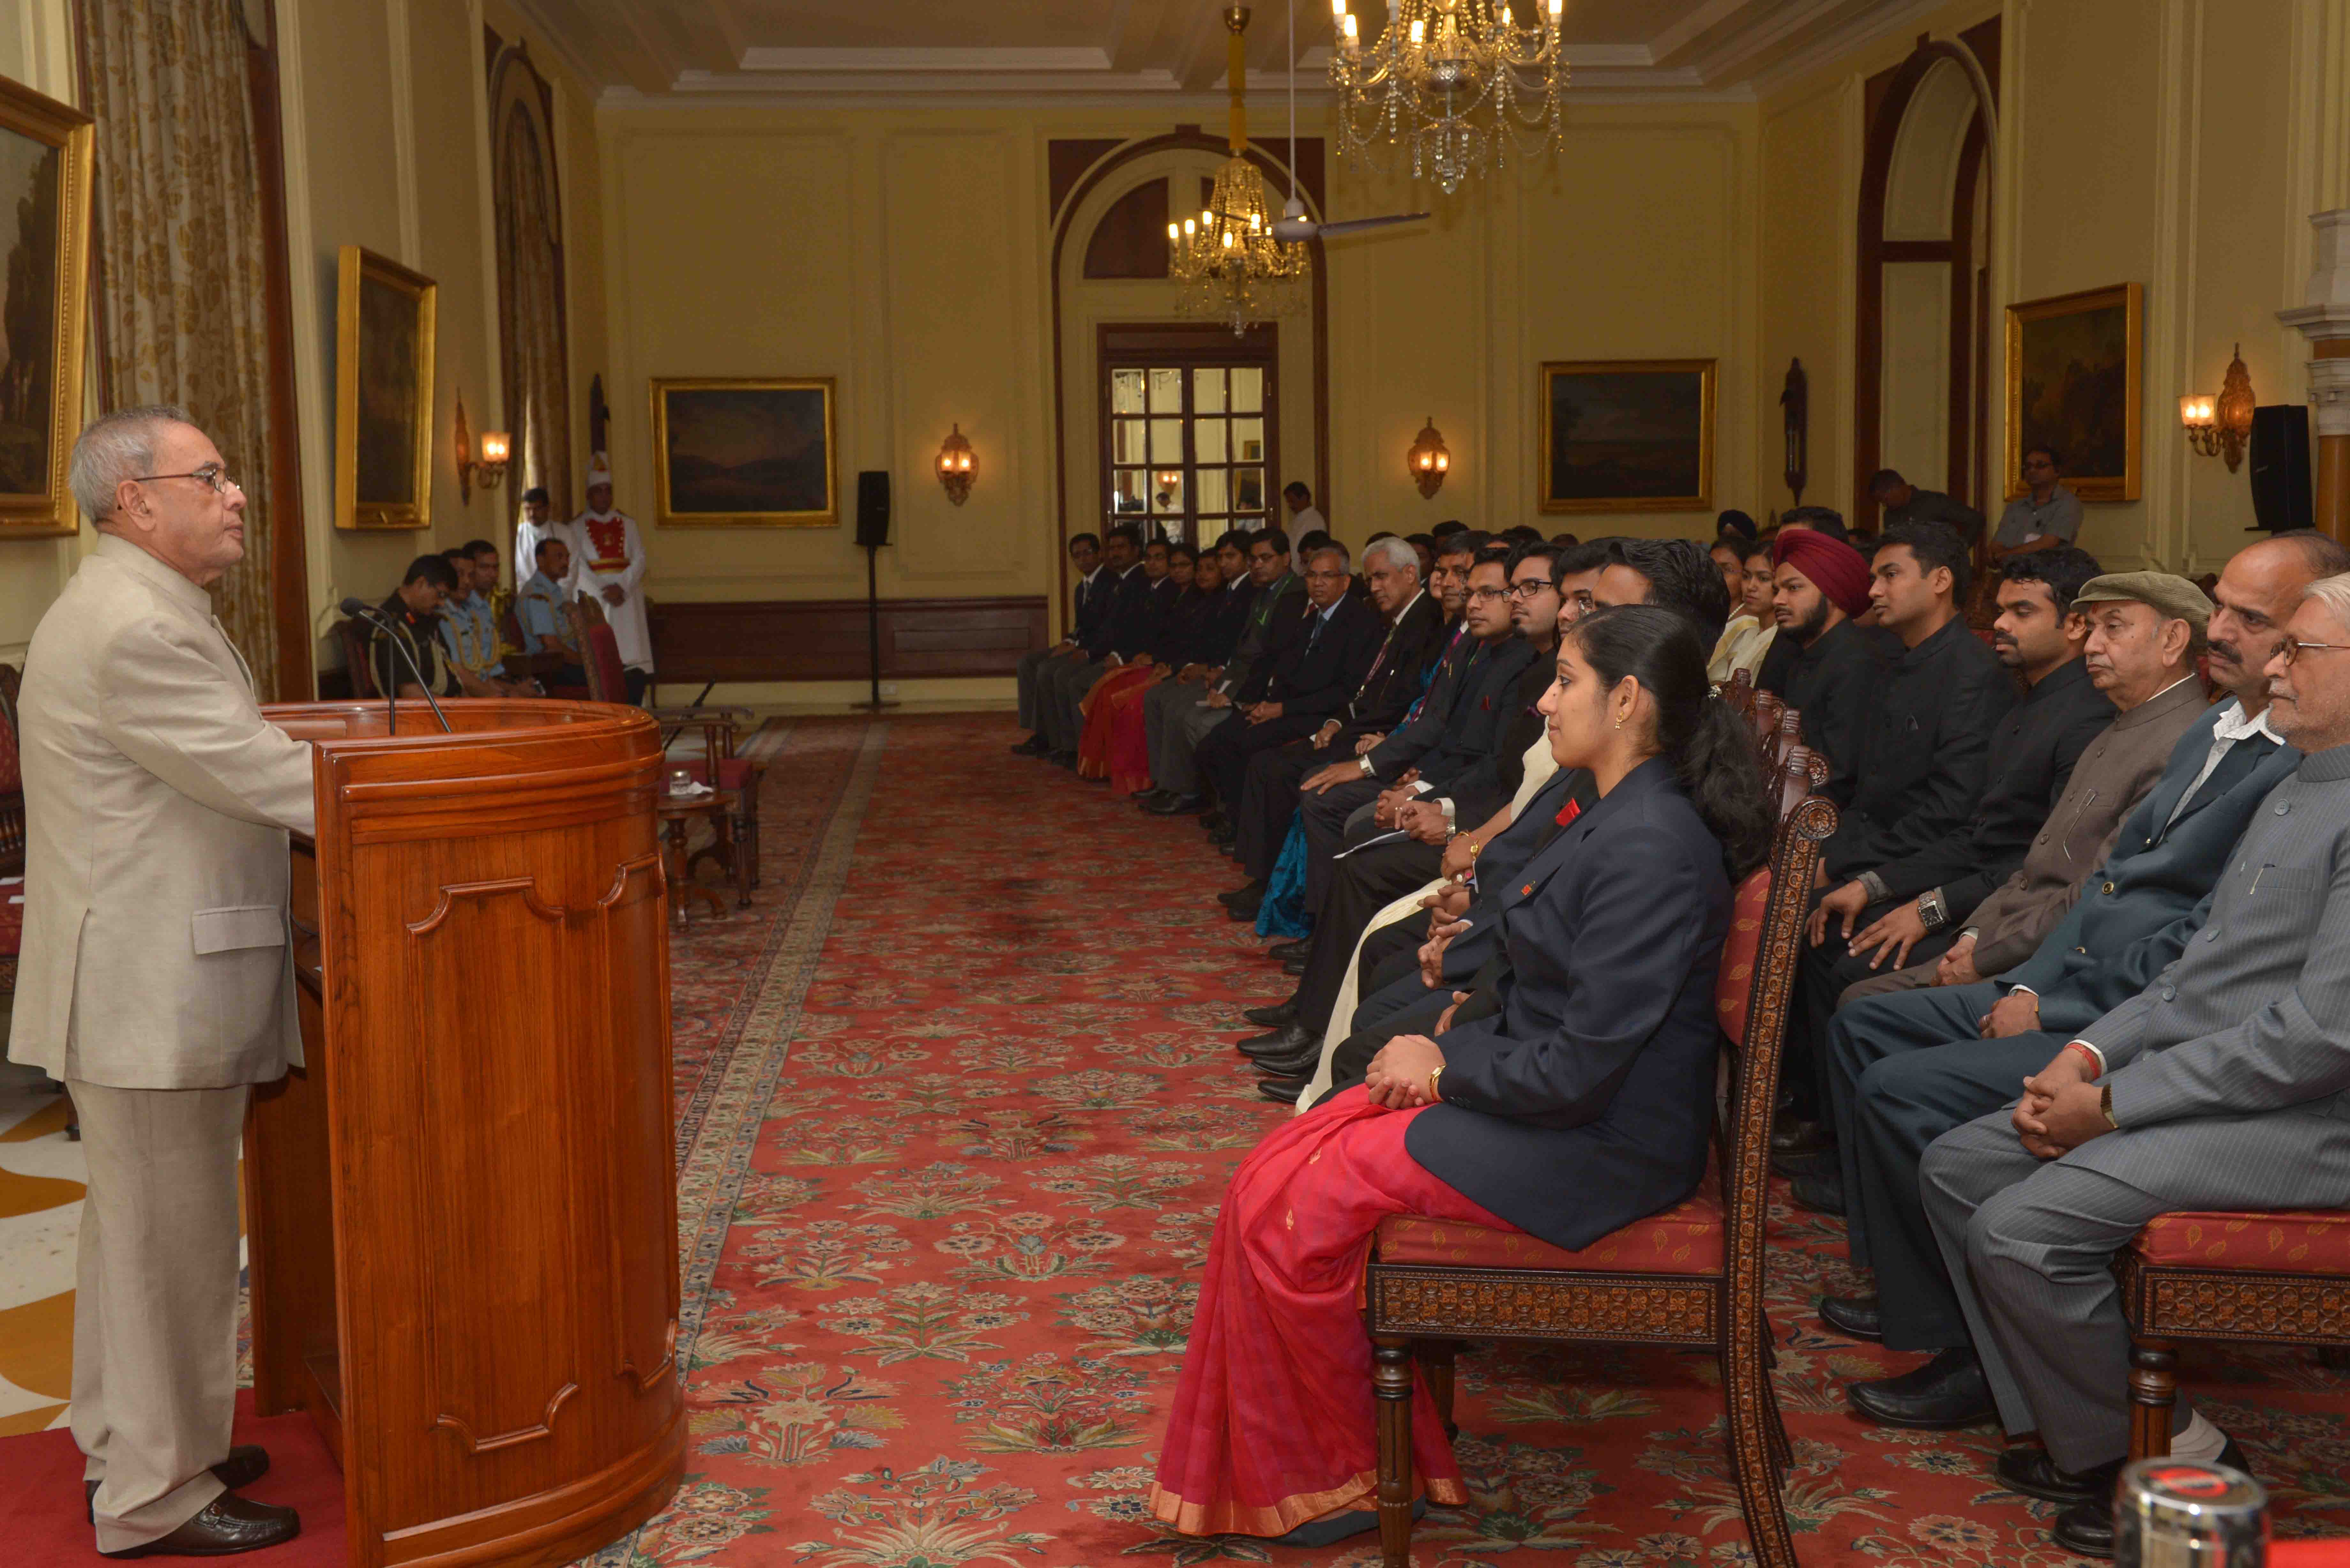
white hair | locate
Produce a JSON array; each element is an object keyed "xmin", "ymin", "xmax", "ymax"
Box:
[
  {"xmin": 1363, "ymin": 536, "xmax": 1420, "ymax": 577},
  {"xmin": 70, "ymin": 404, "xmax": 193, "ymax": 523},
  {"xmin": 1309, "ymin": 543, "xmax": 1352, "ymax": 574},
  {"xmin": 2303, "ymin": 571, "xmax": 2350, "ymax": 637}
]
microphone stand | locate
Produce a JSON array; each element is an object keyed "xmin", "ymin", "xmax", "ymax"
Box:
[{"xmin": 346, "ymin": 603, "xmax": 454, "ymax": 733}]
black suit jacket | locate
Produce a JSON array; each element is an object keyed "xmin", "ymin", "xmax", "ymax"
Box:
[
  {"xmin": 1421, "ymin": 638, "xmax": 1542, "ymax": 803},
  {"xmin": 1338, "ymin": 592, "xmax": 1449, "ymax": 731},
  {"xmin": 1406, "ymin": 758, "xmax": 1731, "ymax": 1251},
  {"xmin": 1175, "ymin": 580, "xmax": 1255, "ymax": 668},
  {"xmin": 1082, "ymin": 564, "xmax": 1156, "ymax": 660},
  {"xmin": 1364, "ymin": 621, "xmax": 1475, "ymax": 777},
  {"xmin": 1070, "ymin": 566, "xmax": 1115, "ymax": 645},
  {"xmin": 1240, "ymin": 595, "xmax": 1385, "ymax": 716},
  {"xmin": 1446, "ymin": 650, "xmax": 1553, "ymax": 826},
  {"xmin": 1771, "ymin": 617, "xmax": 1881, "ymax": 805}
]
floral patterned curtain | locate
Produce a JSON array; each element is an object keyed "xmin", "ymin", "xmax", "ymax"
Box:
[
  {"xmin": 495, "ymin": 98, "xmax": 570, "ymax": 521},
  {"xmin": 79, "ymin": 0, "xmax": 279, "ymax": 697}
]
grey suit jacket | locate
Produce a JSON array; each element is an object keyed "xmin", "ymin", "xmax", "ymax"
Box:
[
  {"xmin": 1967, "ymin": 677, "xmax": 2210, "ymax": 974},
  {"xmin": 2083, "ymin": 743, "xmax": 2350, "ymax": 1128},
  {"xmin": 9, "ymin": 537, "xmax": 317, "ymax": 1088}
]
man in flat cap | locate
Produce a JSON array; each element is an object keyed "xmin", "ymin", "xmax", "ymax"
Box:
[{"xmin": 1823, "ymin": 533, "xmax": 2350, "ymax": 1438}]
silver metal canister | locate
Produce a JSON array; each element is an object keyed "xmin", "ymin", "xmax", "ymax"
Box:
[{"xmin": 2116, "ymin": 1458, "xmax": 2268, "ymax": 1568}]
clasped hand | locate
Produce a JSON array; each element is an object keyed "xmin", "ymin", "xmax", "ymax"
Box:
[
  {"xmin": 1806, "ymin": 880, "xmax": 1872, "ymax": 947},
  {"xmin": 1419, "ymin": 919, "xmax": 1469, "ymax": 987},
  {"xmin": 1848, "ymin": 901, "xmax": 1930, "ymax": 971},
  {"xmin": 1935, "ymin": 933, "xmax": 1983, "ymax": 988},
  {"xmin": 2010, "ymin": 1047, "xmax": 2110, "ymax": 1159},
  {"xmin": 1364, "ymin": 1033, "xmax": 1447, "ymax": 1109}
]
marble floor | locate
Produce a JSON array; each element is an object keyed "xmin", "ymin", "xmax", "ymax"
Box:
[{"xmin": 0, "ymin": 1060, "xmax": 81, "ymax": 1437}]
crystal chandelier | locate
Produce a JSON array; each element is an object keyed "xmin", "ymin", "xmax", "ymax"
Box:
[
  {"xmin": 1330, "ymin": 0, "xmax": 1569, "ymax": 195},
  {"xmin": 1169, "ymin": 7, "xmax": 1310, "ymax": 334}
]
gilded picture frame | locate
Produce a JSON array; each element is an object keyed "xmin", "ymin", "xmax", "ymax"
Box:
[
  {"xmin": 650, "ymin": 377, "xmax": 837, "ymax": 528},
  {"xmin": 334, "ymin": 245, "xmax": 437, "ymax": 530},
  {"xmin": 1539, "ymin": 359, "xmax": 1716, "ymax": 514},
  {"xmin": 0, "ymin": 77, "xmax": 93, "ymax": 536},
  {"xmin": 2005, "ymin": 282, "xmax": 2143, "ymax": 504}
]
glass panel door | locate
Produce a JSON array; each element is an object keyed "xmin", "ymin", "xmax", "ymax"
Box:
[{"xmin": 1100, "ymin": 326, "xmax": 1278, "ymax": 548}]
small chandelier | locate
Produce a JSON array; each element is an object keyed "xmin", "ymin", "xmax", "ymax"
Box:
[
  {"xmin": 1170, "ymin": 7, "xmax": 1310, "ymax": 334},
  {"xmin": 1330, "ymin": 0, "xmax": 1569, "ymax": 195}
]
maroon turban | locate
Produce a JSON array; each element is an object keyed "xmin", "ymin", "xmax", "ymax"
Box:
[{"xmin": 1773, "ymin": 529, "xmax": 1872, "ymax": 621}]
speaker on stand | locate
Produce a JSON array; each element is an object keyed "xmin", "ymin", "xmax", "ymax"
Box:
[{"xmin": 852, "ymin": 471, "xmax": 898, "ymax": 712}]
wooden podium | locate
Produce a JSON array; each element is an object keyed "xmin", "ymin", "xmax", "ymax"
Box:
[{"xmin": 246, "ymin": 700, "xmax": 685, "ymax": 1567}]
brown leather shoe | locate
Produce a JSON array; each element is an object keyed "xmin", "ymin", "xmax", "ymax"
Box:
[
  {"xmin": 89, "ymin": 1447, "xmax": 270, "ymax": 1523},
  {"xmin": 99, "ymin": 1491, "xmax": 299, "ymax": 1558}
]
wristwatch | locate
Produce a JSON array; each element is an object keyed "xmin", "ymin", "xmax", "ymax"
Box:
[
  {"xmin": 1427, "ymin": 1065, "xmax": 1444, "ymax": 1103},
  {"xmin": 1917, "ymin": 888, "xmax": 1948, "ymax": 931},
  {"xmin": 1359, "ymin": 755, "xmax": 1376, "ymax": 777}
]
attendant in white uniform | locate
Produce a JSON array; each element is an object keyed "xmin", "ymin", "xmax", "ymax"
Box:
[
  {"xmin": 567, "ymin": 455, "xmax": 653, "ymax": 703},
  {"xmin": 1282, "ymin": 480, "xmax": 1325, "ymax": 539},
  {"xmin": 512, "ymin": 485, "xmax": 572, "ymax": 595}
]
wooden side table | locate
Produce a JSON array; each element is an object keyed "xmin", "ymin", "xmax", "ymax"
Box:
[{"xmin": 657, "ymin": 786, "xmax": 739, "ymax": 924}]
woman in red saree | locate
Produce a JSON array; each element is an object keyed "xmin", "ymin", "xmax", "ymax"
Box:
[
  {"xmin": 1078, "ymin": 545, "xmax": 1206, "ymax": 782},
  {"xmin": 1151, "ymin": 605, "xmax": 1775, "ymax": 1544}
]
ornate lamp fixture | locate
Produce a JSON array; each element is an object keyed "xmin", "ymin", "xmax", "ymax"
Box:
[
  {"xmin": 454, "ymin": 394, "xmax": 509, "ymax": 502},
  {"xmin": 2179, "ymin": 345, "xmax": 2256, "ymax": 471},
  {"xmin": 1169, "ymin": 7, "xmax": 1310, "ymax": 334},
  {"xmin": 1330, "ymin": 0, "xmax": 1568, "ymax": 195},
  {"xmin": 1408, "ymin": 415, "xmax": 1450, "ymax": 497},
  {"xmin": 936, "ymin": 424, "xmax": 975, "ymax": 505}
]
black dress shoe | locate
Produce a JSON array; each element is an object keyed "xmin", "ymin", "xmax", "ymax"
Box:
[
  {"xmin": 1244, "ymin": 1001, "xmax": 1299, "ymax": 1029},
  {"xmin": 1258, "ymin": 1074, "xmax": 1312, "ymax": 1103},
  {"xmin": 1282, "ymin": 954, "xmax": 1309, "ymax": 976},
  {"xmin": 90, "ymin": 1448, "xmax": 270, "ymax": 1524},
  {"xmin": 1218, "ymin": 880, "xmax": 1268, "ymax": 907},
  {"xmin": 1010, "ymin": 734, "xmax": 1050, "ymax": 756},
  {"xmin": 1817, "ymin": 1293, "xmax": 1881, "ymax": 1341},
  {"xmin": 1240, "ymin": 1024, "xmax": 1316, "ymax": 1059},
  {"xmin": 1996, "ymin": 1445, "xmax": 2124, "ymax": 1505},
  {"xmin": 1129, "ymin": 785, "xmax": 1163, "ymax": 799},
  {"xmin": 1846, "ymin": 1347, "xmax": 1994, "ymax": 1429},
  {"xmin": 1200, "ymin": 810, "xmax": 1228, "ymax": 833},
  {"xmin": 1789, "ymin": 1171, "xmax": 1846, "ymax": 1217},
  {"xmin": 1254, "ymin": 1043, "xmax": 1324, "ymax": 1079},
  {"xmin": 1770, "ymin": 1145, "xmax": 1836, "ymax": 1181},
  {"xmin": 1145, "ymin": 793, "xmax": 1204, "ymax": 815},
  {"xmin": 2046, "ymin": 1437, "xmax": 2251, "ymax": 1559},
  {"xmin": 1051, "ymin": 750, "xmax": 1079, "ymax": 768},
  {"xmin": 1225, "ymin": 892, "xmax": 1262, "ymax": 920},
  {"xmin": 1267, "ymin": 939, "xmax": 1310, "ymax": 961},
  {"xmin": 100, "ymin": 1492, "xmax": 300, "ymax": 1558},
  {"xmin": 1770, "ymin": 1116, "xmax": 1835, "ymax": 1157}
]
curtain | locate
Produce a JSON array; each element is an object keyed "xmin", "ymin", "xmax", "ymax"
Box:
[
  {"xmin": 495, "ymin": 101, "xmax": 570, "ymax": 519},
  {"xmin": 79, "ymin": 0, "xmax": 279, "ymax": 698}
]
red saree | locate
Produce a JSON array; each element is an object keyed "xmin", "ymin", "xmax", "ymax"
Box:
[
  {"xmin": 1150, "ymin": 1086, "xmax": 1515, "ymax": 1537},
  {"xmin": 1076, "ymin": 664, "xmax": 1160, "ymax": 787}
]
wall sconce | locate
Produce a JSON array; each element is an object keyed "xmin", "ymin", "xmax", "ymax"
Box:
[
  {"xmin": 936, "ymin": 424, "xmax": 976, "ymax": 505},
  {"xmin": 1407, "ymin": 416, "xmax": 1450, "ymax": 498},
  {"xmin": 2180, "ymin": 345, "xmax": 2256, "ymax": 471},
  {"xmin": 455, "ymin": 394, "xmax": 510, "ymax": 502}
]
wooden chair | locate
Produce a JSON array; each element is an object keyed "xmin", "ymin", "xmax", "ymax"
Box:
[
  {"xmin": 657, "ymin": 704, "xmax": 763, "ymax": 899},
  {"xmin": 1722, "ymin": 666, "xmax": 1758, "ymax": 719},
  {"xmin": 334, "ymin": 619, "xmax": 382, "ymax": 699},
  {"xmin": 1361, "ymin": 741, "xmax": 1838, "ymax": 1568},
  {"xmin": 2118, "ymin": 1209, "xmax": 2350, "ymax": 1459}
]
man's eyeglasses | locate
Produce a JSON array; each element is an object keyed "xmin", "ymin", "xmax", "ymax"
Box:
[
  {"xmin": 1464, "ymin": 586, "xmax": 1510, "ymax": 604},
  {"xmin": 132, "ymin": 464, "xmax": 241, "ymax": 496},
  {"xmin": 1303, "ymin": 569, "xmax": 1350, "ymax": 582},
  {"xmin": 1506, "ymin": 579, "xmax": 1552, "ymax": 599},
  {"xmin": 2278, "ymin": 638, "xmax": 2350, "ymax": 667}
]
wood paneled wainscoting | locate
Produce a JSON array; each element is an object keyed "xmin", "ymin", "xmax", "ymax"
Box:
[{"xmin": 647, "ymin": 597, "xmax": 1048, "ymax": 684}]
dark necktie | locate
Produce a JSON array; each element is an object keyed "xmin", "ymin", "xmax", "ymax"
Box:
[{"xmin": 1303, "ymin": 610, "xmax": 1328, "ymax": 658}]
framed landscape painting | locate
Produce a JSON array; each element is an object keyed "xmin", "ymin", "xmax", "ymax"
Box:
[
  {"xmin": 1540, "ymin": 360, "xmax": 1715, "ymax": 513},
  {"xmin": 334, "ymin": 245, "xmax": 437, "ymax": 529},
  {"xmin": 651, "ymin": 378, "xmax": 837, "ymax": 528},
  {"xmin": 0, "ymin": 78, "xmax": 92, "ymax": 536},
  {"xmin": 2005, "ymin": 283, "xmax": 2142, "ymax": 503}
]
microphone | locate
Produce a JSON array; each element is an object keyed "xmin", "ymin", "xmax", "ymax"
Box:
[{"xmin": 340, "ymin": 596, "xmax": 453, "ymax": 734}]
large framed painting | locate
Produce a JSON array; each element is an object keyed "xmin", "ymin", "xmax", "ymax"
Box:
[
  {"xmin": 0, "ymin": 78, "xmax": 92, "ymax": 536},
  {"xmin": 2005, "ymin": 283, "xmax": 2143, "ymax": 503},
  {"xmin": 335, "ymin": 245, "xmax": 437, "ymax": 529},
  {"xmin": 1539, "ymin": 359, "xmax": 1716, "ymax": 514},
  {"xmin": 650, "ymin": 377, "xmax": 837, "ymax": 528}
]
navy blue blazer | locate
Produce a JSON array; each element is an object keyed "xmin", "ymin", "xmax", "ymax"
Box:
[
  {"xmin": 1083, "ymin": 564, "xmax": 1158, "ymax": 660},
  {"xmin": 1406, "ymin": 757, "xmax": 1732, "ymax": 1251},
  {"xmin": 1236, "ymin": 593, "xmax": 1385, "ymax": 715},
  {"xmin": 1071, "ymin": 566, "xmax": 1115, "ymax": 645}
]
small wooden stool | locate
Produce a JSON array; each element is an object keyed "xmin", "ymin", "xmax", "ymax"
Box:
[{"xmin": 657, "ymin": 787, "xmax": 738, "ymax": 925}]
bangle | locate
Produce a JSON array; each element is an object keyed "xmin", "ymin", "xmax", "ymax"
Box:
[
  {"xmin": 2064, "ymin": 1041, "xmax": 2101, "ymax": 1079},
  {"xmin": 1428, "ymin": 1065, "xmax": 1444, "ymax": 1103},
  {"xmin": 1466, "ymin": 841, "xmax": 1483, "ymax": 860}
]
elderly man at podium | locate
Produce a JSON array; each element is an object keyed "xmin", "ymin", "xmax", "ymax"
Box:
[{"xmin": 9, "ymin": 406, "xmax": 316, "ymax": 1558}]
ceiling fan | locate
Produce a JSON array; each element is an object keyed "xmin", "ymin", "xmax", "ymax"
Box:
[{"xmin": 1267, "ymin": 0, "xmax": 1428, "ymax": 243}]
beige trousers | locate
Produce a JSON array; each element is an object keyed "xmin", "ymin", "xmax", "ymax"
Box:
[{"xmin": 68, "ymin": 1080, "xmax": 249, "ymax": 1552}]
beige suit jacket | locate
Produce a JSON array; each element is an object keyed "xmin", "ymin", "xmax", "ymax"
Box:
[{"xmin": 7, "ymin": 536, "xmax": 318, "ymax": 1088}]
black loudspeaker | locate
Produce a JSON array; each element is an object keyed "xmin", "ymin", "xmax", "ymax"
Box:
[
  {"xmin": 2250, "ymin": 404, "xmax": 2313, "ymax": 533},
  {"xmin": 855, "ymin": 470, "xmax": 892, "ymax": 548}
]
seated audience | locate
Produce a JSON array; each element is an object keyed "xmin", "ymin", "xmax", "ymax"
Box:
[
  {"xmin": 1141, "ymin": 529, "xmax": 1303, "ymax": 812},
  {"xmin": 1094, "ymin": 544, "xmax": 1251, "ymax": 793},
  {"xmin": 1812, "ymin": 535, "xmax": 2339, "ymax": 1430},
  {"xmin": 1708, "ymin": 532, "xmax": 1778, "ymax": 684},
  {"xmin": 1915, "ymin": 565, "xmax": 2350, "ymax": 1557},
  {"xmin": 1150, "ymin": 604, "xmax": 1772, "ymax": 1545},
  {"xmin": 1990, "ymin": 446, "xmax": 2082, "ymax": 560},
  {"xmin": 1013, "ymin": 532, "xmax": 1110, "ymax": 753},
  {"xmin": 1708, "ymin": 532, "xmax": 1747, "ymax": 608},
  {"xmin": 370, "ymin": 554, "xmax": 464, "ymax": 701},
  {"xmin": 1035, "ymin": 525, "xmax": 1157, "ymax": 765},
  {"xmin": 437, "ymin": 541, "xmax": 528, "ymax": 696},
  {"xmin": 1406, "ymin": 531, "xmax": 1437, "ymax": 578},
  {"xmin": 1759, "ymin": 527, "xmax": 1878, "ymax": 800},
  {"xmin": 1078, "ymin": 543, "xmax": 1209, "ymax": 783},
  {"xmin": 1782, "ymin": 547, "xmax": 2116, "ymax": 1160},
  {"xmin": 516, "ymin": 536, "xmax": 588, "ymax": 686},
  {"xmin": 1871, "ymin": 467, "xmax": 1986, "ymax": 543}
]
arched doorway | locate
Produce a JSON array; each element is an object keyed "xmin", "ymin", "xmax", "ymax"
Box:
[{"xmin": 1853, "ymin": 32, "xmax": 1998, "ymax": 533}]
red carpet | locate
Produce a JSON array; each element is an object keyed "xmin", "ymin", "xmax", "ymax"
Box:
[{"xmin": 0, "ymin": 1391, "xmax": 344, "ymax": 1563}]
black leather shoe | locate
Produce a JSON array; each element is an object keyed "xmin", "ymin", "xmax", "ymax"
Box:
[
  {"xmin": 1254, "ymin": 1043, "xmax": 1324, "ymax": 1079},
  {"xmin": 1770, "ymin": 1116, "xmax": 1835, "ymax": 1157},
  {"xmin": 90, "ymin": 1449, "xmax": 270, "ymax": 1525},
  {"xmin": 1218, "ymin": 880, "xmax": 1267, "ymax": 907},
  {"xmin": 1846, "ymin": 1347, "xmax": 1995, "ymax": 1429},
  {"xmin": 1267, "ymin": 939, "xmax": 1310, "ymax": 961},
  {"xmin": 1770, "ymin": 1145, "xmax": 1836, "ymax": 1181},
  {"xmin": 1997, "ymin": 1445, "xmax": 2123, "ymax": 1505},
  {"xmin": 1790, "ymin": 1171, "xmax": 1846, "ymax": 1217},
  {"xmin": 1212, "ymin": 829, "xmax": 1239, "ymax": 849},
  {"xmin": 1258, "ymin": 1074, "xmax": 1312, "ymax": 1103},
  {"xmin": 1225, "ymin": 892, "xmax": 1262, "ymax": 921},
  {"xmin": 1010, "ymin": 734, "xmax": 1050, "ymax": 756},
  {"xmin": 1240, "ymin": 1024, "xmax": 1316, "ymax": 1059},
  {"xmin": 2051, "ymin": 1494, "xmax": 2117, "ymax": 1559},
  {"xmin": 1129, "ymin": 785, "xmax": 1163, "ymax": 800},
  {"xmin": 1818, "ymin": 1293, "xmax": 1881, "ymax": 1341},
  {"xmin": 1244, "ymin": 1001, "xmax": 1299, "ymax": 1029},
  {"xmin": 1050, "ymin": 750, "xmax": 1078, "ymax": 768},
  {"xmin": 100, "ymin": 1492, "xmax": 300, "ymax": 1558},
  {"xmin": 1145, "ymin": 793, "xmax": 1204, "ymax": 815},
  {"xmin": 1199, "ymin": 810, "xmax": 1228, "ymax": 833},
  {"xmin": 1281, "ymin": 954, "xmax": 1309, "ymax": 976}
]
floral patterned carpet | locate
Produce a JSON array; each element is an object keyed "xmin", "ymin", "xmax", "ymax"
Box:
[{"xmin": 595, "ymin": 713, "xmax": 2350, "ymax": 1568}]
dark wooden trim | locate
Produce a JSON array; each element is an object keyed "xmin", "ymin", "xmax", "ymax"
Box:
[
  {"xmin": 1095, "ymin": 322, "xmax": 1280, "ymax": 547},
  {"xmin": 487, "ymin": 40, "xmax": 572, "ymax": 512},
  {"xmin": 1048, "ymin": 139, "xmax": 1125, "ymax": 221},
  {"xmin": 1946, "ymin": 113, "xmax": 1986, "ymax": 505},
  {"xmin": 1048, "ymin": 130, "xmax": 1328, "ymax": 628},
  {"xmin": 251, "ymin": 1, "xmax": 314, "ymax": 701},
  {"xmin": 648, "ymin": 597, "xmax": 1048, "ymax": 683}
]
